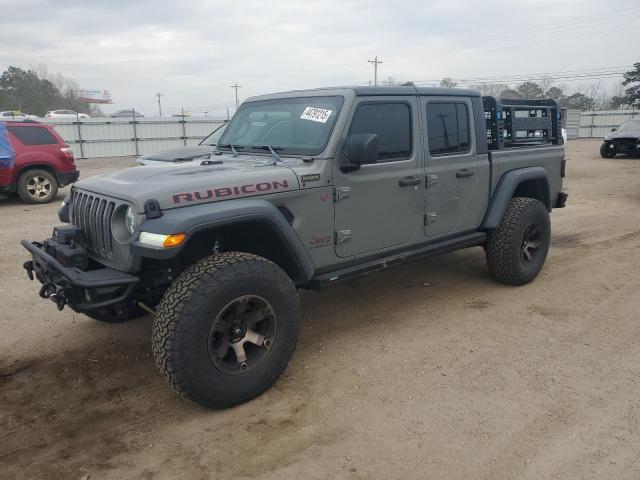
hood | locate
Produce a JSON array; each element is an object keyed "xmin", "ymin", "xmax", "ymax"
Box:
[
  {"xmin": 75, "ymin": 154, "xmax": 300, "ymax": 212},
  {"xmin": 606, "ymin": 129, "xmax": 640, "ymax": 140},
  {"xmin": 140, "ymin": 145, "xmax": 215, "ymax": 162}
]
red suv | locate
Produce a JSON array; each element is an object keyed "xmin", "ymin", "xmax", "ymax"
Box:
[{"xmin": 0, "ymin": 121, "xmax": 79, "ymax": 204}]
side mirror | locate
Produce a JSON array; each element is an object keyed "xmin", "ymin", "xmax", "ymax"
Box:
[
  {"xmin": 341, "ymin": 134, "xmax": 378, "ymax": 172},
  {"xmin": 611, "ymin": 128, "xmax": 617, "ymax": 132}
]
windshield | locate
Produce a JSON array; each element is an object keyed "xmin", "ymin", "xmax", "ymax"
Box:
[
  {"xmin": 200, "ymin": 123, "xmax": 228, "ymax": 146},
  {"xmin": 619, "ymin": 119, "xmax": 640, "ymax": 132},
  {"xmin": 217, "ymin": 96, "xmax": 344, "ymax": 155}
]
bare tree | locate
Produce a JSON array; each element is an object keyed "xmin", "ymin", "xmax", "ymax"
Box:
[{"xmin": 538, "ymin": 76, "xmax": 553, "ymax": 94}]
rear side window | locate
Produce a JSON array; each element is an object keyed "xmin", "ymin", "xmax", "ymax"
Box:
[
  {"xmin": 7, "ymin": 126, "xmax": 58, "ymax": 145},
  {"xmin": 426, "ymin": 103, "xmax": 470, "ymax": 155},
  {"xmin": 348, "ymin": 103, "xmax": 412, "ymax": 161}
]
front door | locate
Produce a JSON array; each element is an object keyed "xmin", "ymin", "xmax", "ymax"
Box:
[
  {"xmin": 421, "ymin": 97, "xmax": 490, "ymax": 237},
  {"xmin": 333, "ymin": 97, "xmax": 424, "ymax": 258}
]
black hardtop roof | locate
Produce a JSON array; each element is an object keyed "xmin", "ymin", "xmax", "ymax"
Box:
[
  {"xmin": 247, "ymin": 85, "xmax": 481, "ymax": 102},
  {"xmin": 352, "ymin": 85, "xmax": 481, "ymax": 97}
]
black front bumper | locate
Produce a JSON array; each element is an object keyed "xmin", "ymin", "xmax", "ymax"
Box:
[
  {"xmin": 0, "ymin": 183, "xmax": 16, "ymax": 195},
  {"xmin": 58, "ymin": 169, "xmax": 80, "ymax": 188},
  {"xmin": 22, "ymin": 239, "xmax": 138, "ymax": 312}
]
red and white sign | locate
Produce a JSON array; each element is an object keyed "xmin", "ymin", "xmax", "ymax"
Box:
[{"xmin": 72, "ymin": 90, "xmax": 112, "ymax": 104}]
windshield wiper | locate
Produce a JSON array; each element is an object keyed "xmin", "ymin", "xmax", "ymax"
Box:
[
  {"xmin": 251, "ymin": 145, "xmax": 285, "ymax": 163},
  {"xmin": 217, "ymin": 143, "xmax": 244, "ymax": 157}
]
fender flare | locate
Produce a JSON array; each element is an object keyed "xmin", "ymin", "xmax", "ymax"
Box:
[
  {"xmin": 481, "ymin": 167, "xmax": 550, "ymax": 229},
  {"xmin": 131, "ymin": 198, "xmax": 315, "ymax": 285}
]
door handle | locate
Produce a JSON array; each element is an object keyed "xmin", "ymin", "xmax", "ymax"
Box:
[
  {"xmin": 399, "ymin": 176, "xmax": 422, "ymax": 187},
  {"xmin": 456, "ymin": 169, "xmax": 474, "ymax": 178}
]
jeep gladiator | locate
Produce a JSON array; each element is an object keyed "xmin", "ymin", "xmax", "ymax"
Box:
[{"xmin": 22, "ymin": 86, "xmax": 567, "ymax": 408}]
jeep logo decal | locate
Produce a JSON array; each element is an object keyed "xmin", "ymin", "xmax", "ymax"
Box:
[{"xmin": 172, "ymin": 180, "xmax": 289, "ymax": 204}]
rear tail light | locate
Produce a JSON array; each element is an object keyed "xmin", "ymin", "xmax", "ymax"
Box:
[{"xmin": 61, "ymin": 146, "xmax": 74, "ymax": 160}]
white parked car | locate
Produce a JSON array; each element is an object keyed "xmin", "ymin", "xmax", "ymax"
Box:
[{"xmin": 45, "ymin": 110, "xmax": 89, "ymax": 119}]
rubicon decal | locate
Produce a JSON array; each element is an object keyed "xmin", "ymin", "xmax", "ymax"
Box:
[{"xmin": 173, "ymin": 180, "xmax": 289, "ymax": 204}]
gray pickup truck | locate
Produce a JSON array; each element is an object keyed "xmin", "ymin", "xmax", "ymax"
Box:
[{"xmin": 22, "ymin": 86, "xmax": 567, "ymax": 408}]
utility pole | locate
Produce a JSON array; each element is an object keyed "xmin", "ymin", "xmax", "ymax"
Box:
[
  {"xmin": 230, "ymin": 83, "xmax": 242, "ymax": 109},
  {"xmin": 368, "ymin": 56, "xmax": 383, "ymax": 86},
  {"xmin": 155, "ymin": 93, "xmax": 164, "ymax": 117}
]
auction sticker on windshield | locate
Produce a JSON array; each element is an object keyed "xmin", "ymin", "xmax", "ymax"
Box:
[{"xmin": 300, "ymin": 107, "xmax": 332, "ymax": 123}]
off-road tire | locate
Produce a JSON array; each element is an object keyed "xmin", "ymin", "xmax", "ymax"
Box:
[
  {"xmin": 152, "ymin": 252, "xmax": 301, "ymax": 409},
  {"xmin": 17, "ymin": 169, "xmax": 59, "ymax": 204},
  {"xmin": 600, "ymin": 142, "xmax": 617, "ymax": 158},
  {"xmin": 84, "ymin": 304, "xmax": 147, "ymax": 323},
  {"xmin": 485, "ymin": 197, "xmax": 551, "ymax": 286}
]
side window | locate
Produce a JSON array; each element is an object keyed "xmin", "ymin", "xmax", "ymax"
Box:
[
  {"xmin": 426, "ymin": 102, "xmax": 470, "ymax": 155},
  {"xmin": 348, "ymin": 103, "xmax": 411, "ymax": 162},
  {"xmin": 7, "ymin": 126, "xmax": 58, "ymax": 145}
]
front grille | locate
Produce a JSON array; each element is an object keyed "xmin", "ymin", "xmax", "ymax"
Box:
[{"xmin": 70, "ymin": 189, "xmax": 117, "ymax": 259}]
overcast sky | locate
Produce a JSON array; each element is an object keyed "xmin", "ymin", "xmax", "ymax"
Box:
[{"xmin": 1, "ymin": 0, "xmax": 638, "ymax": 116}]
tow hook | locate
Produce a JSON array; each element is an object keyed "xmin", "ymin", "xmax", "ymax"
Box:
[
  {"xmin": 38, "ymin": 283, "xmax": 67, "ymax": 311},
  {"xmin": 39, "ymin": 282, "xmax": 54, "ymax": 299}
]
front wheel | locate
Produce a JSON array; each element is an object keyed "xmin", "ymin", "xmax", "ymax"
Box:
[
  {"xmin": 485, "ymin": 197, "xmax": 551, "ymax": 286},
  {"xmin": 600, "ymin": 142, "xmax": 617, "ymax": 158},
  {"xmin": 152, "ymin": 252, "xmax": 301, "ymax": 409}
]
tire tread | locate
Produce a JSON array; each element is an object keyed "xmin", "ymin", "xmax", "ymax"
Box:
[{"xmin": 151, "ymin": 252, "xmax": 299, "ymax": 408}]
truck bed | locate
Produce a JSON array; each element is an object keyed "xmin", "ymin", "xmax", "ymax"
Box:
[{"xmin": 488, "ymin": 145, "xmax": 565, "ymax": 202}]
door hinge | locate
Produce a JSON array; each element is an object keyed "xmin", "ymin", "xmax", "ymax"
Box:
[
  {"xmin": 335, "ymin": 229, "xmax": 352, "ymax": 244},
  {"xmin": 424, "ymin": 212, "xmax": 437, "ymax": 225},
  {"xmin": 426, "ymin": 174, "xmax": 438, "ymax": 188},
  {"xmin": 334, "ymin": 187, "xmax": 351, "ymax": 202}
]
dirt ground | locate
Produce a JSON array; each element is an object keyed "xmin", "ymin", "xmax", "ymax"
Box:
[{"xmin": 1, "ymin": 139, "xmax": 640, "ymax": 480}]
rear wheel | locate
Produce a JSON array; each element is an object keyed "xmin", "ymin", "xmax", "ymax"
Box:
[
  {"xmin": 600, "ymin": 142, "xmax": 617, "ymax": 158},
  {"xmin": 152, "ymin": 252, "xmax": 300, "ymax": 409},
  {"xmin": 485, "ymin": 197, "xmax": 551, "ymax": 286},
  {"xmin": 17, "ymin": 169, "xmax": 58, "ymax": 204}
]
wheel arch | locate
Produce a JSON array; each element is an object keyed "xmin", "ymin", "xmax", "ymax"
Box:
[
  {"xmin": 132, "ymin": 199, "xmax": 315, "ymax": 286},
  {"xmin": 16, "ymin": 163, "xmax": 59, "ymax": 184},
  {"xmin": 482, "ymin": 167, "xmax": 550, "ymax": 230}
]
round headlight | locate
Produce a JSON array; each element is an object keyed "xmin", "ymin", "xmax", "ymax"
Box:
[{"xmin": 125, "ymin": 206, "xmax": 135, "ymax": 234}]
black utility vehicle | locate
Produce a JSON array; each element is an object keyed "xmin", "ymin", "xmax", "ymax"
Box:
[{"xmin": 600, "ymin": 118, "xmax": 640, "ymax": 158}]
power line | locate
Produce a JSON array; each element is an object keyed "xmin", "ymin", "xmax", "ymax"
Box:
[
  {"xmin": 408, "ymin": 66, "xmax": 632, "ymax": 87},
  {"xmin": 453, "ymin": 66, "xmax": 633, "ymax": 81},
  {"xmin": 368, "ymin": 56, "xmax": 383, "ymax": 86}
]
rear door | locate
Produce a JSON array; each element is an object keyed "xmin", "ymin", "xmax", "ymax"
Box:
[
  {"xmin": 333, "ymin": 97, "xmax": 424, "ymax": 257},
  {"xmin": 421, "ymin": 97, "xmax": 490, "ymax": 237}
]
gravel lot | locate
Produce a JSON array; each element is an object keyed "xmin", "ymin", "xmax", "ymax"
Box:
[{"xmin": 1, "ymin": 139, "xmax": 640, "ymax": 480}]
